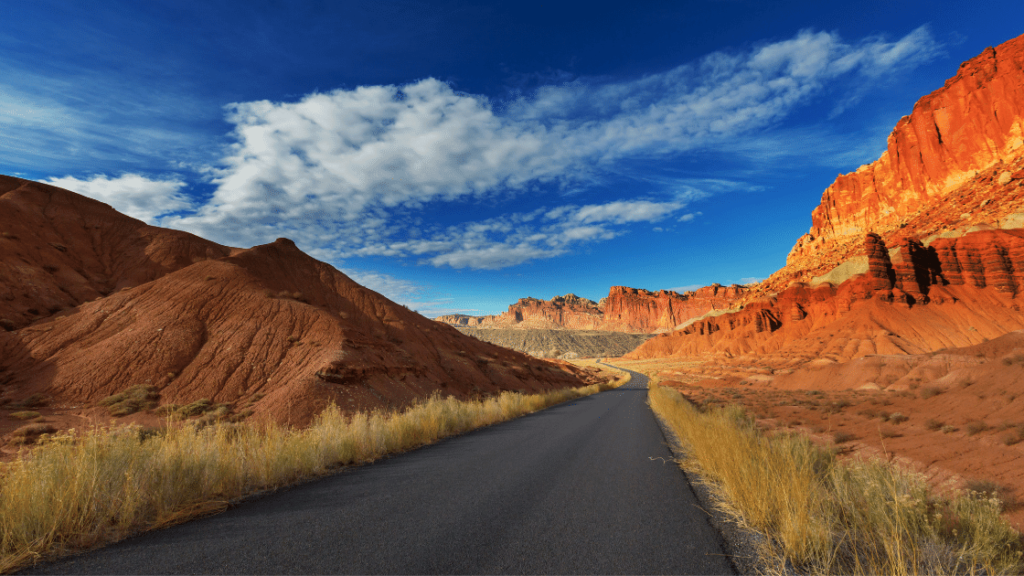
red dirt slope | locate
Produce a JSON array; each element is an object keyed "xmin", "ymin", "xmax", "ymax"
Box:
[{"xmin": 0, "ymin": 177, "xmax": 597, "ymax": 445}]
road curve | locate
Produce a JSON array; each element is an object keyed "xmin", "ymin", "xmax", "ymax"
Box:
[{"xmin": 26, "ymin": 366, "xmax": 734, "ymax": 575}]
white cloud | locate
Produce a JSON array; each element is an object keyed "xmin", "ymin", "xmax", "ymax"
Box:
[
  {"xmin": 44, "ymin": 174, "xmax": 193, "ymax": 224},
  {"xmin": 670, "ymin": 284, "xmax": 704, "ymax": 293},
  {"xmin": 360, "ymin": 198, "xmax": 684, "ymax": 270},
  {"xmin": 340, "ymin": 268, "xmax": 475, "ymax": 317},
  {"xmin": 740, "ymin": 277, "xmax": 766, "ymax": 285},
  {"xmin": 49, "ymin": 27, "xmax": 938, "ymax": 270}
]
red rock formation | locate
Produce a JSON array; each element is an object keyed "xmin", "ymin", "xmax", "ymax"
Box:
[
  {"xmin": 0, "ymin": 177, "xmax": 595, "ymax": 434},
  {"xmin": 435, "ymin": 285, "xmax": 749, "ymax": 334},
  {"xmin": 629, "ymin": 229, "xmax": 1024, "ymax": 362},
  {"xmin": 810, "ymin": 34, "xmax": 1024, "ymax": 243},
  {"xmin": 779, "ymin": 33, "xmax": 1024, "ymax": 291},
  {"xmin": 600, "ymin": 284, "xmax": 746, "ymax": 332}
]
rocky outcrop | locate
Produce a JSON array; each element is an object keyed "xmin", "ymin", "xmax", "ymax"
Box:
[
  {"xmin": 629, "ymin": 230, "xmax": 1024, "ymax": 361},
  {"xmin": 781, "ymin": 33, "xmax": 1024, "ymax": 290},
  {"xmin": 434, "ymin": 313, "xmax": 497, "ymax": 327},
  {"xmin": 0, "ymin": 177, "xmax": 595, "ymax": 431},
  {"xmin": 600, "ymin": 285, "xmax": 746, "ymax": 332},
  {"xmin": 810, "ymin": 33, "xmax": 1024, "ymax": 243},
  {"xmin": 435, "ymin": 285, "xmax": 749, "ymax": 334}
]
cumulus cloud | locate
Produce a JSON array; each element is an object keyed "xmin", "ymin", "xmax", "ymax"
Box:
[
  {"xmin": 110, "ymin": 27, "xmax": 938, "ymax": 268},
  {"xmin": 44, "ymin": 174, "xmax": 193, "ymax": 223}
]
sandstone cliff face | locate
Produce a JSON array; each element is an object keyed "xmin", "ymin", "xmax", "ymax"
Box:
[
  {"xmin": 807, "ymin": 34, "xmax": 1024, "ymax": 242},
  {"xmin": 629, "ymin": 231, "xmax": 1024, "ymax": 361},
  {"xmin": 600, "ymin": 285, "xmax": 746, "ymax": 332},
  {"xmin": 781, "ymin": 33, "xmax": 1024, "ymax": 290},
  {"xmin": 0, "ymin": 178, "xmax": 594, "ymax": 435},
  {"xmin": 435, "ymin": 285, "xmax": 748, "ymax": 334}
]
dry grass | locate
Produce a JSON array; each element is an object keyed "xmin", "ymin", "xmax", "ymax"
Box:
[
  {"xmin": 7, "ymin": 412, "xmax": 40, "ymax": 421},
  {"xmin": 0, "ymin": 377, "xmax": 624, "ymax": 573},
  {"xmin": 648, "ymin": 383, "xmax": 1023, "ymax": 575}
]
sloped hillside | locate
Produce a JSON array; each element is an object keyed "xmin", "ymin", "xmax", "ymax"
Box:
[{"xmin": 0, "ymin": 178, "xmax": 598, "ymax": 443}]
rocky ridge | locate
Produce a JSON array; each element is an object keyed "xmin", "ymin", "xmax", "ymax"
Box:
[
  {"xmin": 629, "ymin": 33, "xmax": 1024, "ymax": 363},
  {"xmin": 436, "ymin": 285, "xmax": 748, "ymax": 334},
  {"xmin": 0, "ymin": 177, "xmax": 598, "ymax": 442}
]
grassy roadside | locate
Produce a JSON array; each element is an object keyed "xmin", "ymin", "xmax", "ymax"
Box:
[
  {"xmin": 0, "ymin": 378, "xmax": 623, "ymax": 573},
  {"xmin": 647, "ymin": 381, "xmax": 1023, "ymax": 575}
]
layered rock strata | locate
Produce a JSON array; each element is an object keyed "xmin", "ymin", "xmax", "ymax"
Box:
[{"xmin": 436, "ymin": 285, "xmax": 749, "ymax": 334}]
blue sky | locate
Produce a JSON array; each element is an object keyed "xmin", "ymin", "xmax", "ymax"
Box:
[{"xmin": 2, "ymin": 1, "xmax": 1022, "ymax": 316}]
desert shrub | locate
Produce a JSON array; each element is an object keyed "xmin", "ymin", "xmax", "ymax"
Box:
[
  {"xmin": 827, "ymin": 399, "xmax": 851, "ymax": 414},
  {"xmin": 920, "ymin": 386, "xmax": 943, "ymax": 399},
  {"xmin": 98, "ymin": 386, "xmax": 159, "ymax": 417},
  {"xmin": 8, "ymin": 394, "xmax": 48, "ymax": 410},
  {"xmin": 832, "ymin": 431, "xmax": 856, "ymax": 444},
  {"xmin": 8, "ymin": 423, "xmax": 57, "ymax": 445},
  {"xmin": 0, "ymin": 318, "xmax": 14, "ymax": 332},
  {"xmin": 966, "ymin": 421, "xmax": 989, "ymax": 436},
  {"xmin": 925, "ymin": 418, "xmax": 944, "ymax": 431},
  {"xmin": 245, "ymin": 393, "xmax": 265, "ymax": 406},
  {"xmin": 888, "ymin": 412, "xmax": 909, "ymax": 424},
  {"xmin": 177, "ymin": 399, "xmax": 213, "ymax": 418},
  {"xmin": 878, "ymin": 426, "xmax": 901, "ymax": 438},
  {"xmin": 8, "ymin": 411, "xmax": 40, "ymax": 421}
]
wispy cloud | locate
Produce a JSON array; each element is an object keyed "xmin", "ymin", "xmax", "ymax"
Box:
[
  {"xmin": 341, "ymin": 268, "xmax": 473, "ymax": 317},
  {"xmin": 44, "ymin": 27, "xmax": 939, "ymax": 269},
  {"xmin": 355, "ymin": 198, "xmax": 685, "ymax": 269},
  {"xmin": 44, "ymin": 174, "xmax": 193, "ymax": 223}
]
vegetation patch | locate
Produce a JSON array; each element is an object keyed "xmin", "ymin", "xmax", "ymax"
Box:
[
  {"xmin": 7, "ymin": 394, "xmax": 48, "ymax": 410},
  {"xmin": 8, "ymin": 412, "xmax": 40, "ymax": 421},
  {"xmin": 8, "ymin": 424, "xmax": 57, "ymax": 446},
  {"xmin": 0, "ymin": 376, "xmax": 625, "ymax": 572},
  {"xmin": 98, "ymin": 386, "xmax": 159, "ymax": 417},
  {"xmin": 647, "ymin": 383, "xmax": 1022, "ymax": 575}
]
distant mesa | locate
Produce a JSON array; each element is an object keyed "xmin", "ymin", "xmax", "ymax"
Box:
[
  {"xmin": 0, "ymin": 176, "xmax": 600, "ymax": 443},
  {"xmin": 435, "ymin": 285, "xmax": 749, "ymax": 334}
]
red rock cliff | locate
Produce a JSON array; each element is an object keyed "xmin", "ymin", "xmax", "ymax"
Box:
[
  {"xmin": 785, "ymin": 33, "xmax": 1024, "ymax": 279},
  {"xmin": 630, "ymin": 230, "xmax": 1024, "ymax": 361},
  {"xmin": 436, "ymin": 286, "xmax": 748, "ymax": 333}
]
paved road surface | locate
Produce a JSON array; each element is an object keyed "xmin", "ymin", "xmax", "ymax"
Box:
[{"xmin": 27, "ymin": 366, "xmax": 734, "ymax": 575}]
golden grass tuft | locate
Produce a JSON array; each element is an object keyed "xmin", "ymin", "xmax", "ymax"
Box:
[
  {"xmin": 647, "ymin": 382, "xmax": 1023, "ymax": 575},
  {"xmin": 0, "ymin": 376, "xmax": 624, "ymax": 572}
]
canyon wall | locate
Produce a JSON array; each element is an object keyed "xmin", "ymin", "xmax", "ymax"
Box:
[
  {"xmin": 782, "ymin": 33, "xmax": 1024, "ymax": 289},
  {"xmin": 436, "ymin": 285, "xmax": 748, "ymax": 334},
  {"xmin": 631, "ymin": 33, "xmax": 1024, "ymax": 362}
]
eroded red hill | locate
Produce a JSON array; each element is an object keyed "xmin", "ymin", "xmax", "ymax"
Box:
[{"xmin": 0, "ymin": 178, "xmax": 598, "ymax": 446}]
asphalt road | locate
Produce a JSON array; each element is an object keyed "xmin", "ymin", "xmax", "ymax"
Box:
[{"xmin": 26, "ymin": 366, "xmax": 735, "ymax": 575}]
